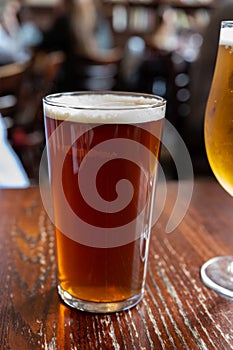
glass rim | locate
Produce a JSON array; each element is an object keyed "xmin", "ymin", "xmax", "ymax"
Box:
[{"xmin": 43, "ymin": 91, "xmax": 166, "ymax": 111}]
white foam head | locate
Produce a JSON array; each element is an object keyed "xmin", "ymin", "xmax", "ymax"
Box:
[
  {"xmin": 43, "ymin": 92, "xmax": 166, "ymax": 124},
  {"xmin": 220, "ymin": 24, "xmax": 233, "ymax": 46}
]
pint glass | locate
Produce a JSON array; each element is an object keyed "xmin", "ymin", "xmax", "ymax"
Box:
[{"xmin": 43, "ymin": 91, "xmax": 166, "ymax": 312}]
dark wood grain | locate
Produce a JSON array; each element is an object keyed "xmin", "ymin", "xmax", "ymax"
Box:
[{"xmin": 0, "ymin": 179, "xmax": 233, "ymax": 349}]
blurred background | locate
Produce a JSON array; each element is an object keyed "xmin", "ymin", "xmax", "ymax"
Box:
[{"xmin": 0, "ymin": 0, "xmax": 227, "ymax": 185}]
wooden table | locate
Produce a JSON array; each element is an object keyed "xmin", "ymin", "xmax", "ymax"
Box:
[{"xmin": 0, "ymin": 179, "xmax": 233, "ymax": 349}]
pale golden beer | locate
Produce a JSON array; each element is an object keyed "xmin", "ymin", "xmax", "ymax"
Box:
[
  {"xmin": 201, "ymin": 21, "xmax": 233, "ymax": 298},
  {"xmin": 43, "ymin": 92, "xmax": 166, "ymax": 312},
  {"xmin": 205, "ymin": 24, "xmax": 233, "ymax": 196}
]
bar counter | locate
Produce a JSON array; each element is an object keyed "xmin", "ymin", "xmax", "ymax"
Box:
[{"xmin": 0, "ymin": 179, "xmax": 233, "ymax": 349}]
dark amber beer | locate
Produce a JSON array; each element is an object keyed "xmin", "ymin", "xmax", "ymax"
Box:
[{"xmin": 43, "ymin": 92, "xmax": 165, "ymax": 312}]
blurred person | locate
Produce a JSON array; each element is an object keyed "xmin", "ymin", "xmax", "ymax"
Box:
[
  {"xmin": 37, "ymin": 0, "xmax": 122, "ymax": 90},
  {"xmin": 0, "ymin": 0, "xmax": 41, "ymax": 65},
  {"xmin": 38, "ymin": 0, "xmax": 120, "ymax": 60},
  {"xmin": 148, "ymin": 6, "xmax": 179, "ymax": 52},
  {"xmin": 68, "ymin": 0, "xmax": 121, "ymax": 63}
]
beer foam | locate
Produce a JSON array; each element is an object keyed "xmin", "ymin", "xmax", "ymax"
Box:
[
  {"xmin": 220, "ymin": 26, "xmax": 233, "ymax": 46},
  {"xmin": 43, "ymin": 93, "xmax": 166, "ymax": 123}
]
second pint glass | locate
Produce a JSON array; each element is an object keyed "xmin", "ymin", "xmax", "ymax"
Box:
[{"xmin": 43, "ymin": 91, "xmax": 166, "ymax": 313}]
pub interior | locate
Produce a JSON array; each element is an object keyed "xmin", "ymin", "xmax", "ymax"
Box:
[
  {"xmin": 0, "ymin": 0, "xmax": 226, "ymax": 185},
  {"xmin": 2, "ymin": 1, "xmax": 233, "ymax": 349}
]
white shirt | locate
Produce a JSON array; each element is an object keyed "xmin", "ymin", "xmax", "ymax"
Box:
[
  {"xmin": 0, "ymin": 25, "xmax": 31, "ymax": 65},
  {"xmin": 0, "ymin": 115, "xmax": 29, "ymax": 188}
]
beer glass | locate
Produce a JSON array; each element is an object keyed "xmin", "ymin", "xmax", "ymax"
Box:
[
  {"xmin": 43, "ymin": 91, "xmax": 166, "ymax": 312},
  {"xmin": 201, "ymin": 21, "xmax": 233, "ymax": 298}
]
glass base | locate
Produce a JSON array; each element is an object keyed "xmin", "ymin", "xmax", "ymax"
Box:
[
  {"xmin": 200, "ymin": 256, "xmax": 233, "ymax": 298},
  {"xmin": 58, "ymin": 285, "xmax": 144, "ymax": 313}
]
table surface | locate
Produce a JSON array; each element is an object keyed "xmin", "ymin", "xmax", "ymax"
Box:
[{"xmin": 0, "ymin": 179, "xmax": 233, "ymax": 350}]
